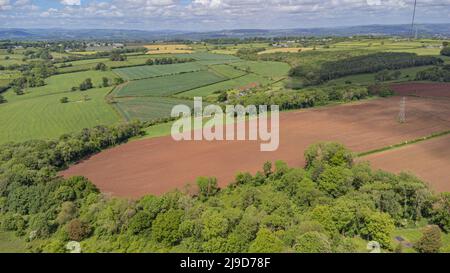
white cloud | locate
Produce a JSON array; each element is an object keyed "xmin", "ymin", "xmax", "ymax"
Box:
[
  {"xmin": 60, "ymin": 0, "xmax": 81, "ymax": 5},
  {"xmin": 1, "ymin": 0, "xmax": 450, "ymax": 30},
  {"xmin": 14, "ymin": 0, "xmax": 30, "ymax": 6}
]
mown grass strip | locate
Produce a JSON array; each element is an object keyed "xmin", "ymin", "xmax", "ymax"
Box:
[{"xmin": 358, "ymin": 130, "xmax": 450, "ymax": 157}]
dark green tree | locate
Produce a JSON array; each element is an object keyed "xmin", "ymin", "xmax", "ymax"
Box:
[
  {"xmin": 196, "ymin": 177, "xmax": 219, "ymax": 200},
  {"xmin": 414, "ymin": 225, "xmax": 442, "ymax": 253},
  {"xmin": 249, "ymin": 228, "xmax": 284, "ymax": 253},
  {"xmin": 152, "ymin": 209, "xmax": 184, "ymax": 245},
  {"xmin": 294, "ymin": 231, "xmax": 332, "ymax": 253}
]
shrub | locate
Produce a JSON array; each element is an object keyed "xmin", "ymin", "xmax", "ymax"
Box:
[
  {"xmin": 66, "ymin": 219, "xmax": 91, "ymax": 241},
  {"xmin": 79, "ymin": 78, "xmax": 93, "ymax": 91},
  {"xmin": 415, "ymin": 225, "xmax": 442, "ymax": 253},
  {"xmin": 431, "ymin": 193, "xmax": 450, "ymax": 232},
  {"xmin": 305, "ymin": 142, "xmax": 354, "ymax": 169},
  {"xmin": 95, "ymin": 63, "xmax": 107, "ymax": 71},
  {"xmin": 368, "ymin": 84, "xmax": 394, "ymax": 97},
  {"xmin": 441, "ymin": 47, "xmax": 450, "ymax": 57},
  {"xmin": 196, "ymin": 177, "xmax": 219, "ymax": 200}
]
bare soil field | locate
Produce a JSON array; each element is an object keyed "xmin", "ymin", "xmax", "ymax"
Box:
[
  {"xmin": 390, "ymin": 82, "xmax": 450, "ymax": 98},
  {"xmin": 362, "ymin": 135, "xmax": 450, "ymax": 192},
  {"xmin": 62, "ymin": 96, "xmax": 450, "ymax": 197}
]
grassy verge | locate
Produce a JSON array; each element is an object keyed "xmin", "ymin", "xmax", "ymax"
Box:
[{"xmin": 0, "ymin": 231, "xmax": 27, "ymax": 253}]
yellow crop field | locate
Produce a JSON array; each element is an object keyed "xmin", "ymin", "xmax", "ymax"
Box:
[
  {"xmin": 145, "ymin": 44, "xmax": 193, "ymax": 54},
  {"xmin": 258, "ymin": 47, "xmax": 314, "ymax": 54},
  {"xmin": 71, "ymin": 51, "xmax": 98, "ymax": 55}
]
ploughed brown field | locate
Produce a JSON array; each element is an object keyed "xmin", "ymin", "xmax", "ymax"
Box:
[
  {"xmin": 391, "ymin": 82, "xmax": 450, "ymax": 98},
  {"xmin": 62, "ymin": 95, "xmax": 450, "ymax": 197},
  {"xmin": 362, "ymin": 135, "xmax": 450, "ymax": 192}
]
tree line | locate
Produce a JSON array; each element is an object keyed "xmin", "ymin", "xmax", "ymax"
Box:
[
  {"xmin": 289, "ymin": 52, "xmax": 443, "ymax": 86},
  {"xmin": 227, "ymin": 85, "xmax": 370, "ymax": 111},
  {"xmin": 415, "ymin": 65, "xmax": 450, "ymax": 82},
  {"xmin": 145, "ymin": 57, "xmax": 195, "ymax": 66}
]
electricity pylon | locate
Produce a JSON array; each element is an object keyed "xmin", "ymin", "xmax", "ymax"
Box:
[{"xmin": 398, "ymin": 97, "xmax": 406, "ymax": 123}]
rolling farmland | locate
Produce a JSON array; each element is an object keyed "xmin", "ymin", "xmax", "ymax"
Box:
[
  {"xmin": 3, "ymin": 1, "xmax": 450, "ymax": 255},
  {"xmin": 114, "ymin": 96, "xmax": 195, "ymax": 121},
  {"xmin": 0, "ymin": 87, "xmax": 120, "ymax": 143},
  {"xmin": 177, "ymin": 73, "xmax": 271, "ymax": 98},
  {"xmin": 62, "ymin": 96, "xmax": 450, "ymax": 197},
  {"xmin": 231, "ymin": 61, "xmax": 291, "ymax": 78},
  {"xmin": 209, "ymin": 64, "xmax": 248, "ymax": 78},
  {"xmin": 113, "ymin": 62, "xmax": 206, "ymax": 80}
]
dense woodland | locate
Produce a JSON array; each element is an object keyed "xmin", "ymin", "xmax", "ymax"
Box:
[
  {"xmin": 415, "ymin": 65, "xmax": 450, "ymax": 82},
  {"xmin": 289, "ymin": 52, "xmax": 442, "ymax": 86},
  {"xmin": 1, "ymin": 38, "xmax": 450, "ymax": 253}
]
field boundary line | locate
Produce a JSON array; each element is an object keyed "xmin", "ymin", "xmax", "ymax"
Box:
[
  {"xmin": 113, "ymin": 73, "xmax": 230, "ymax": 98},
  {"xmin": 105, "ymin": 85, "xmax": 130, "ymax": 122},
  {"xmin": 358, "ymin": 130, "xmax": 450, "ymax": 157}
]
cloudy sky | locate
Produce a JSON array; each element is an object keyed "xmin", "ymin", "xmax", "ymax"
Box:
[{"xmin": 0, "ymin": 0, "xmax": 449, "ymax": 31}]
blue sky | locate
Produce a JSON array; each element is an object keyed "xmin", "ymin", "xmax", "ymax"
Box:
[{"xmin": 0, "ymin": 0, "xmax": 449, "ymax": 30}]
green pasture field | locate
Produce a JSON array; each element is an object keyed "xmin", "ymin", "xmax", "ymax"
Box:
[
  {"xmin": 50, "ymin": 51, "xmax": 72, "ymax": 59},
  {"xmin": 114, "ymin": 96, "xmax": 195, "ymax": 121},
  {"xmin": 113, "ymin": 62, "xmax": 206, "ymax": 81},
  {"xmin": 57, "ymin": 54, "xmax": 156, "ymax": 73},
  {"xmin": 56, "ymin": 58, "xmax": 111, "ymax": 73},
  {"xmin": 208, "ymin": 42, "xmax": 270, "ymax": 55},
  {"xmin": 114, "ymin": 70, "xmax": 228, "ymax": 97},
  {"xmin": 210, "ymin": 49, "xmax": 239, "ymax": 55},
  {"xmin": 259, "ymin": 49, "xmax": 370, "ymax": 69},
  {"xmin": 230, "ymin": 61, "xmax": 291, "ymax": 78},
  {"xmin": 323, "ymin": 38, "xmax": 444, "ymax": 56},
  {"xmin": 0, "ymin": 53, "xmax": 26, "ymax": 66},
  {"xmin": 0, "ymin": 70, "xmax": 21, "ymax": 85},
  {"xmin": 3, "ymin": 70, "xmax": 118, "ymax": 101},
  {"xmin": 176, "ymin": 52, "xmax": 241, "ymax": 62},
  {"xmin": 69, "ymin": 51, "xmax": 98, "ymax": 55},
  {"xmin": 177, "ymin": 73, "xmax": 271, "ymax": 98},
  {"xmin": 0, "ymin": 87, "xmax": 120, "ymax": 144},
  {"xmin": 196, "ymin": 59, "xmax": 242, "ymax": 65},
  {"xmin": 209, "ymin": 64, "xmax": 248, "ymax": 78},
  {"xmin": 0, "ymin": 79, "xmax": 10, "ymax": 86}
]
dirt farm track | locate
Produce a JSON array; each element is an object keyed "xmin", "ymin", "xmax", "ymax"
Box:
[{"xmin": 62, "ymin": 95, "xmax": 450, "ymax": 197}]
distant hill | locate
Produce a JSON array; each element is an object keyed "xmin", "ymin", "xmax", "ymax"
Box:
[{"xmin": 0, "ymin": 24, "xmax": 448, "ymax": 41}]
